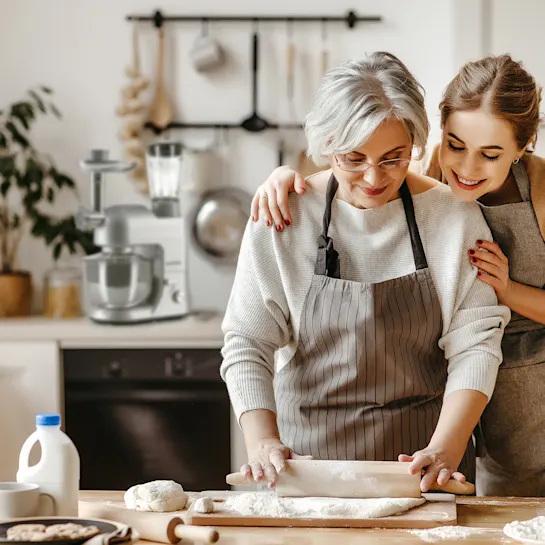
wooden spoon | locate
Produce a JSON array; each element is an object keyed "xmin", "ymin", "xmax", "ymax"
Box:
[{"xmin": 149, "ymin": 26, "xmax": 173, "ymax": 129}]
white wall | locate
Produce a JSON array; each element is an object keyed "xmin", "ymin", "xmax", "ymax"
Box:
[
  {"xmin": 0, "ymin": 0, "xmax": 466, "ymax": 308},
  {"xmin": 488, "ymin": 0, "xmax": 545, "ymax": 155}
]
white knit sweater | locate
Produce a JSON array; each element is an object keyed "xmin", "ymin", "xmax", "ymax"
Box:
[{"xmin": 221, "ymin": 176, "xmax": 510, "ymax": 422}]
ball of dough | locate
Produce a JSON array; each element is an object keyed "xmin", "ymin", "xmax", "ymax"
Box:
[
  {"xmin": 124, "ymin": 480, "xmax": 187, "ymax": 512},
  {"xmin": 193, "ymin": 496, "xmax": 215, "ymax": 514}
]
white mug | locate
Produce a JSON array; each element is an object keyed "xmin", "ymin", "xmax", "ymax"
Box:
[
  {"xmin": 190, "ymin": 34, "xmax": 224, "ymax": 72},
  {"xmin": 0, "ymin": 482, "xmax": 55, "ymax": 519}
]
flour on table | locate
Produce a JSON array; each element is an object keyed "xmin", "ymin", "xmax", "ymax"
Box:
[
  {"xmin": 411, "ymin": 526, "xmax": 495, "ymax": 541},
  {"xmin": 223, "ymin": 492, "xmax": 425, "ymax": 519},
  {"xmin": 504, "ymin": 516, "xmax": 545, "ymax": 543}
]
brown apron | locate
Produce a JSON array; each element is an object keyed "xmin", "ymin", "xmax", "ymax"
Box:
[
  {"xmin": 476, "ymin": 162, "xmax": 545, "ymax": 496},
  {"xmin": 274, "ymin": 174, "xmax": 475, "ymax": 478}
]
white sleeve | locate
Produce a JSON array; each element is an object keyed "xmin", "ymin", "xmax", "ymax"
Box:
[
  {"xmin": 220, "ymin": 220, "xmax": 291, "ymax": 421},
  {"xmin": 430, "ymin": 200, "xmax": 510, "ymax": 400}
]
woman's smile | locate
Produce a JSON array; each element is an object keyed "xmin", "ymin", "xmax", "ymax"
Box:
[{"xmin": 451, "ymin": 169, "xmax": 488, "ymax": 191}]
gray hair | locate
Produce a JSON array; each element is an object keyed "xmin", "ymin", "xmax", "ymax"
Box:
[{"xmin": 305, "ymin": 51, "xmax": 429, "ymax": 164}]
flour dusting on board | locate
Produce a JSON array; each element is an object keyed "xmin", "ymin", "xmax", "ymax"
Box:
[
  {"xmin": 410, "ymin": 526, "xmax": 496, "ymax": 541},
  {"xmin": 223, "ymin": 492, "xmax": 425, "ymax": 519}
]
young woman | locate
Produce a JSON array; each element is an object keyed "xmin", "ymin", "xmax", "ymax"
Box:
[
  {"xmin": 221, "ymin": 52, "xmax": 508, "ymax": 492},
  {"xmin": 251, "ymin": 54, "xmax": 545, "ymax": 496}
]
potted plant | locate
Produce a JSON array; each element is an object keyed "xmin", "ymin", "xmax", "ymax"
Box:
[{"xmin": 0, "ymin": 87, "xmax": 95, "ymax": 317}]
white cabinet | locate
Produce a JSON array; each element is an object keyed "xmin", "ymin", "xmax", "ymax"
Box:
[{"xmin": 0, "ymin": 342, "xmax": 61, "ymax": 480}]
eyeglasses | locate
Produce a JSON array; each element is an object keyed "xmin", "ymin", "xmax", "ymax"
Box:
[{"xmin": 334, "ymin": 154, "xmax": 411, "ymax": 173}]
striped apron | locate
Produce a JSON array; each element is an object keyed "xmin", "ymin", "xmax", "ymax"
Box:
[
  {"xmin": 476, "ymin": 161, "xmax": 545, "ymax": 496},
  {"xmin": 274, "ymin": 174, "xmax": 475, "ymax": 478}
]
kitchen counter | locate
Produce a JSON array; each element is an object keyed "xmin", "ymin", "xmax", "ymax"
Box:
[
  {"xmin": 80, "ymin": 491, "xmax": 545, "ymax": 544},
  {"xmin": 0, "ymin": 315, "xmax": 224, "ymax": 348}
]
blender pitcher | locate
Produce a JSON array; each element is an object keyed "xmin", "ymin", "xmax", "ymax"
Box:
[{"xmin": 146, "ymin": 141, "xmax": 183, "ymax": 217}]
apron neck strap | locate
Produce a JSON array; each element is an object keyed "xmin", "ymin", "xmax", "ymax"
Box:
[
  {"xmin": 399, "ymin": 181, "xmax": 428, "ymax": 270},
  {"xmin": 511, "ymin": 161, "xmax": 531, "ymax": 202},
  {"xmin": 315, "ymin": 176, "xmax": 428, "ymax": 276},
  {"xmin": 315, "ymin": 174, "xmax": 341, "ymax": 278}
]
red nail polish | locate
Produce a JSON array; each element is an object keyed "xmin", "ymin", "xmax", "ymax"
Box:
[
  {"xmin": 285, "ymin": 219, "xmax": 291, "ymax": 226},
  {"xmin": 468, "ymin": 249, "xmax": 475, "ymax": 255},
  {"xmin": 477, "ymin": 239, "xmax": 483, "ymax": 244},
  {"xmin": 477, "ymin": 271, "xmax": 482, "ymax": 276},
  {"xmin": 266, "ymin": 220, "xmax": 271, "ymax": 227},
  {"xmin": 471, "ymin": 257, "xmax": 477, "ymax": 263},
  {"xmin": 276, "ymin": 225, "xmax": 281, "ymax": 232}
]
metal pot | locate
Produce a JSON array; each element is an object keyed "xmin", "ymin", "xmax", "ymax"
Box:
[{"xmin": 192, "ymin": 187, "xmax": 252, "ymax": 264}]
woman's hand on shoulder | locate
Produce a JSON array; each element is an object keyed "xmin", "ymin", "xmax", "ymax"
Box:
[
  {"xmin": 469, "ymin": 239, "xmax": 512, "ymax": 304},
  {"xmin": 250, "ymin": 166, "xmax": 307, "ymax": 230}
]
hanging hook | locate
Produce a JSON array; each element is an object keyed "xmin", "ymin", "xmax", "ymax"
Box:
[
  {"xmin": 152, "ymin": 10, "xmax": 163, "ymax": 28},
  {"xmin": 201, "ymin": 17, "xmax": 210, "ymax": 36}
]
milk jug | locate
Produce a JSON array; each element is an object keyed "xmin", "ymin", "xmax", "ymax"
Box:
[{"xmin": 17, "ymin": 413, "xmax": 80, "ymax": 516}]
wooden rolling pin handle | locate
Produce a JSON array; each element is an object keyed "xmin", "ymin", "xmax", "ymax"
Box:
[
  {"xmin": 429, "ymin": 479, "xmax": 475, "ymax": 495},
  {"xmin": 168, "ymin": 517, "xmax": 219, "ymax": 544},
  {"xmin": 226, "ymin": 472, "xmax": 249, "ymax": 486}
]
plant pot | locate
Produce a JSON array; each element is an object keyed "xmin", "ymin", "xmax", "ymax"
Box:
[{"xmin": 0, "ymin": 271, "xmax": 32, "ymax": 317}]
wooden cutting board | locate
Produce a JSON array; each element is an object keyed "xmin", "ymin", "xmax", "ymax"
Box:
[{"xmin": 81, "ymin": 491, "xmax": 456, "ymax": 530}]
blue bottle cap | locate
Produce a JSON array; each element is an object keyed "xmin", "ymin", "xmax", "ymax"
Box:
[{"xmin": 36, "ymin": 413, "xmax": 61, "ymax": 426}]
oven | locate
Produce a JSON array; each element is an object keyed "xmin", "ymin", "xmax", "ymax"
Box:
[{"xmin": 63, "ymin": 348, "xmax": 230, "ymax": 491}]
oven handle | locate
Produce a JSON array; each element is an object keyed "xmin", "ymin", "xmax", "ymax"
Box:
[{"xmin": 65, "ymin": 389, "xmax": 229, "ymax": 403}]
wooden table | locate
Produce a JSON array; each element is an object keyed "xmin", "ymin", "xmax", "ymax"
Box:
[{"xmin": 80, "ymin": 491, "xmax": 545, "ymax": 544}]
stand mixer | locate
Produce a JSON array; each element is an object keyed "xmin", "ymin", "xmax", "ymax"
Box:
[{"xmin": 77, "ymin": 144, "xmax": 189, "ymax": 323}]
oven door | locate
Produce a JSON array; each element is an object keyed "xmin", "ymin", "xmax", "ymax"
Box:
[{"xmin": 64, "ymin": 348, "xmax": 230, "ymax": 491}]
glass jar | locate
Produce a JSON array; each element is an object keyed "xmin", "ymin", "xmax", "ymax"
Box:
[{"xmin": 43, "ymin": 266, "xmax": 82, "ymax": 318}]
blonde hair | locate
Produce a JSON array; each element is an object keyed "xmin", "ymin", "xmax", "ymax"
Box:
[
  {"xmin": 305, "ymin": 51, "xmax": 429, "ymax": 165},
  {"xmin": 440, "ymin": 55, "xmax": 542, "ymax": 151}
]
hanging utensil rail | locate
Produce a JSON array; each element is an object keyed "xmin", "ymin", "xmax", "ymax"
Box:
[{"xmin": 126, "ymin": 10, "xmax": 382, "ymax": 29}]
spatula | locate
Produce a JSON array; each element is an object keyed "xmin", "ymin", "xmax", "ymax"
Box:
[{"xmin": 226, "ymin": 460, "xmax": 475, "ymax": 498}]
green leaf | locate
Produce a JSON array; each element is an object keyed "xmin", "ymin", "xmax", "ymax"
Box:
[
  {"xmin": 53, "ymin": 172, "xmax": 75, "ymax": 189},
  {"xmin": 53, "ymin": 241, "xmax": 63, "ymax": 260},
  {"xmin": 5, "ymin": 121, "xmax": 29, "ymax": 148},
  {"xmin": 0, "ymin": 155, "xmax": 15, "ymax": 177},
  {"xmin": 0, "ymin": 179, "xmax": 10, "ymax": 196},
  {"xmin": 28, "ymin": 90, "xmax": 46, "ymax": 113},
  {"xmin": 10, "ymin": 102, "xmax": 35, "ymax": 131},
  {"xmin": 49, "ymin": 103, "xmax": 61, "ymax": 119}
]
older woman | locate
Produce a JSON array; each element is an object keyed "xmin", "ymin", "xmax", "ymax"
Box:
[{"xmin": 221, "ymin": 52, "xmax": 509, "ymax": 491}]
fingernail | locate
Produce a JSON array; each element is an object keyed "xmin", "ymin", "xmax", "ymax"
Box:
[
  {"xmin": 266, "ymin": 220, "xmax": 271, "ymax": 227},
  {"xmin": 471, "ymin": 257, "xmax": 477, "ymax": 263},
  {"xmin": 285, "ymin": 219, "xmax": 291, "ymax": 226},
  {"xmin": 276, "ymin": 224, "xmax": 282, "ymax": 232},
  {"xmin": 468, "ymin": 249, "xmax": 475, "ymax": 255},
  {"xmin": 477, "ymin": 271, "xmax": 482, "ymax": 276},
  {"xmin": 477, "ymin": 239, "xmax": 483, "ymax": 244},
  {"xmin": 252, "ymin": 216, "xmax": 257, "ymax": 222}
]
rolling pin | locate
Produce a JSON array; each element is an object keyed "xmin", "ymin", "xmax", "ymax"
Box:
[
  {"xmin": 78, "ymin": 500, "xmax": 219, "ymax": 544},
  {"xmin": 226, "ymin": 459, "xmax": 475, "ymax": 497}
]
